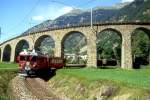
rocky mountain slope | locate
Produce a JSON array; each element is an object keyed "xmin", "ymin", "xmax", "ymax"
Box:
[
  {"xmin": 22, "ymin": 0, "xmax": 150, "ymax": 35},
  {"xmin": 113, "ymin": 0, "xmax": 150, "ymax": 22}
]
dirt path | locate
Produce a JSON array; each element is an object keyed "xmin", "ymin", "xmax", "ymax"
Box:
[
  {"xmin": 9, "ymin": 76, "xmax": 60, "ymax": 100},
  {"xmin": 25, "ymin": 78, "xmax": 59, "ymax": 100}
]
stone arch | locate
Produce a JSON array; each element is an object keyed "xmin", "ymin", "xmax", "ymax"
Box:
[
  {"xmin": 34, "ymin": 35, "xmax": 55, "ymax": 56},
  {"xmin": 98, "ymin": 28, "xmax": 123, "ymax": 38},
  {"xmin": 131, "ymin": 27, "xmax": 150, "ymax": 68},
  {"xmin": 61, "ymin": 31, "xmax": 87, "ymax": 65},
  {"xmin": 3, "ymin": 44, "xmax": 11, "ymax": 62},
  {"xmin": 96, "ymin": 28, "xmax": 122, "ymax": 67},
  {"xmin": 133, "ymin": 27, "xmax": 150, "ymax": 38},
  {"xmin": 14, "ymin": 39, "xmax": 29, "ymax": 62}
]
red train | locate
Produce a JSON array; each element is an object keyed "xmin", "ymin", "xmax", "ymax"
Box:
[{"xmin": 17, "ymin": 50, "xmax": 65, "ymax": 76}]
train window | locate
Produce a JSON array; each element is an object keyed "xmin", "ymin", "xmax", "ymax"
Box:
[
  {"xmin": 27, "ymin": 56, "xmax": 30, "ymax": 61},
  {"xmin": 20, "ymin": 56, "xmax": 25, "ymax": 61},
  {"xmin": 51, "ymin": 59, "xmax": 56, "ymax": 63},
  {"xmin": 20, "ymin": 56, "xmax": 30, "ymax": 61},
  {"xmin": 31, "ymin": 56, "xmax": 37, "ymax": 62},
  {"xmin": 51, "ymin": 59, "xmax": 63, "ymax": 63}
]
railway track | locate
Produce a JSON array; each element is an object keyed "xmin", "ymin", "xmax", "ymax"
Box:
[{"xmin": 24, "ymin": 77, "xmax": 60, "ymax": 100}]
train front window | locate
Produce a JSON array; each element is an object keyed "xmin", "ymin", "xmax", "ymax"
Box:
[
  {"xmin": 20, "ymin": 56, "xmax": 30, "ymax": 61},
  {"xmin": 20, "ymin": 56, "xmax": 25, "ymax": 61},
  {"xmin": 31, "ymin": 56, "xmax": 37, "ymax": 62}
]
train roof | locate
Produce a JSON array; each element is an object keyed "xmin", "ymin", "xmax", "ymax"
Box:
[{"xmin": 19, "ymin": 49, "xmax": 38, "ymax": 56}]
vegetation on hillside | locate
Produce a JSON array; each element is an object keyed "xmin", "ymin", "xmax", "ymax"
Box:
[
  {"xmin": 22, "ymin": 0, "xmax": 150, "ymax": 35},
  {"xmin": 132, "ymin": 29, "xmax": 150, "ymax": 68},
  {"xmin": 34, "ymin": 36, "xmax": 55, "ymax": 57},
  {"xmin": 97, "ymin": 30, "xmax": 122, "ymax": 65},
  {"xmin": 58, "ymin": 68, "xmax": 150, "ymax": 89},
  {"xmin": 0, "ymin": 69, "xmax": 17, "ymax": 100},
  {"xmin": 48, "ymin": 68, "xmax": 150, "ymax": 99},
  {"xmin": 115, "ymin": 0, "xmax": 150, "ymax": 21},
  {"xmin": 63, "ymin": 32, "xmax": 87, "ymax": 64},
  {"xmin": 0, "ymin": 62, "xmax": 18, "ymax": 69}
]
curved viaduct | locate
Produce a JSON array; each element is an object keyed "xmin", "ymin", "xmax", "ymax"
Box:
[{"xmin": 0, "ymin": 22, "xmax": 150, "ymax": 69}]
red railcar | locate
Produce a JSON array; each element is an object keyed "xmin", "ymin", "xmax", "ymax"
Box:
[{"xmin": 18, "ymin": 50, "xmax": 65, "ymax": 76}]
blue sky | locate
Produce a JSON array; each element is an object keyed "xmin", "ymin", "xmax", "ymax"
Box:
[{"xmin": 0, "ymin": 0, "xmax": 134, "ymax": 43}]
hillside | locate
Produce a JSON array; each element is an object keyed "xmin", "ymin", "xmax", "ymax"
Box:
[
  {"xmin": 113, "ymin": 0, "xmax": 150, "ymax": 22},
  {"xmin": 22, "ymin": 0, "xmax": 150, "ymax": 35},
  {"xmin": 22, "ymin": 8, "xmax": 118, "ymax": 35},
  {"xmin": 48, "ymin": 68, "xmax": 150, "ymax": 100}
]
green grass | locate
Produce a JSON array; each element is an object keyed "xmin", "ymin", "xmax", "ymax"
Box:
[
  {"xmin": 0, "ymin": 62, "xmax": 150, "ymax": 99},
  {"xmin": 58, "ymin": 67, "xmax": 150, "ymax": 90},
  {"xmin": 0, "ymin": 62, "xmax": 18, "ymax": 69},
  {"xmin": 0, "ymin": 62, "xmax": 18, "ymax": 99},
  {"xmin": 0, "ymin": 69, "xmax": 17, "ymax": 100}
]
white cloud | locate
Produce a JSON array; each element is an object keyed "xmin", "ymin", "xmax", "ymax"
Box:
[
  {"xmin": 32, "ymin": 16, "xmax": 44, "ymax": 21},
  {"xmin": 60, "ymin": 6, "xmax": 74, "ymax": 14},
  {"xmin": 32, "ymin": 4, "xmax": 74, "ymax": 20},
  {"xmin": 122, "ymin": 0, "xmax": 134, "ymax": 3}
]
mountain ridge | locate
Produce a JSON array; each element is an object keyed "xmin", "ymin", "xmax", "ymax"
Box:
[{"xmin": 22, "ymin": 0, "xmax": 150, "ymax": 35}]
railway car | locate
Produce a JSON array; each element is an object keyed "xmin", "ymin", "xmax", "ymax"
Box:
[{"xmin": 18, "ymin": 49, "xmax": 65, "ymax": 76}]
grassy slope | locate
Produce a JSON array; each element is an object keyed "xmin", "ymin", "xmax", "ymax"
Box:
[
  {"xmin": 48, "ymin": 68, "xmax": 150, "ymax": 99},
  {"xmin": 0, "ymin": 70, "xmax": 17, "ymax": 100},
  {"xmin": 0, "ymin": 62, "xmax": 150, "ymax": 99},
  {"xmin": 0, "ymin": 62, "xmax": 18, "ymax": 100},
  {"xmin": 0, "ymin": 62, "xmax": 18, "ymax": 69},
  {"xmin": 0, "ymin": 62, "xmax": 149, "ymax": 90},
  {"xmin": 58, "ymin": 68, "xmax": 150, "ymax": 90}
]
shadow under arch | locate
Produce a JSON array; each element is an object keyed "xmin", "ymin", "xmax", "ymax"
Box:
[
  {"xmin": 96, "ymin": 28, "xmax": 122, "ymax": 68},
  {"xmin": 3, "ymin": 44, "xmax": 11, "ymax": 62},
  {"xmin": 61, "ymin": 31, "xmax": 87, "ymax": 67},
  {"xmin": 132, "ymin": 27, "xmax": 150, "ymax": 38},
  {"xmin": 131, "ymin": 27, "xmax": 150, "ymax": 69},
  {"xmin": 14, "ymin": 39, "xmax": 29, "ymax": 62},
  {"xmin": 34, "ymin": 35, "xmax": 55, "ymax": 56},
  {"xmin": 98, "ymin": 28, "xmax": 123, "ymax": 39}
]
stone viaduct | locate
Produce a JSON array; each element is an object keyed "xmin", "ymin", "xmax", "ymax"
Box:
[{"xmin": 0, "ymin": 22, "xmax": 150, "ymax": 69}]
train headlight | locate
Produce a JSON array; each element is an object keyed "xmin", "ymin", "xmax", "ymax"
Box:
[
  {"xmin": 33, "ymin": 64, "xmax": 36, "ymax": 67},
  {"xmin": 26, "ymin": 62, "xmax": 30, "ymax": 66},
  {"xmin": 20, "ymin": 63, "xmax": 23, "ymax": 67}
]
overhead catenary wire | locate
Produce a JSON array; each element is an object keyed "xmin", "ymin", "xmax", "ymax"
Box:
[
  {"xmin": 78, "ymin": 0, "xmax": 98, "ymax": 8},
  {"xmin": 51, "ymin": 0, "xmax": 97, "ymax": 29},
  {"xmin": 0, "ymin": 27, "xmax": 1, "ymax": 43},
  {"xmin": 7, "ymin": 0, "xmax": 41, "ymax": 34},
  {"xmin": 0, "ymin": 27, "xmax": 5, "ymax": 44},
  {"xmin": 6, "ymin": 0, "xmax": 98, "ymax": 37},
  {"xmin": 49, "ymin": 0, "xmax": 98, "ymax": 53},
  {"xmin": 50, "ymin": 0, "xmax": 77, "ymax": 10},
  {"xmin": 50, "ymin": 0, "xmax": 97, "ymax": 9},
  {"xmin": 7, "ymin": 0, "xmax": 97, "ymax": 36}
]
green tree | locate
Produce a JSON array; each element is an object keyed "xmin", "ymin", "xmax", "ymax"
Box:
[
  {"xmin": 132, "ymin": 30, "xmax": 150, "ymax": 66},
  {"xmin": 97, "ymin": 30, "xmax": 122, "ymax": 65}
]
